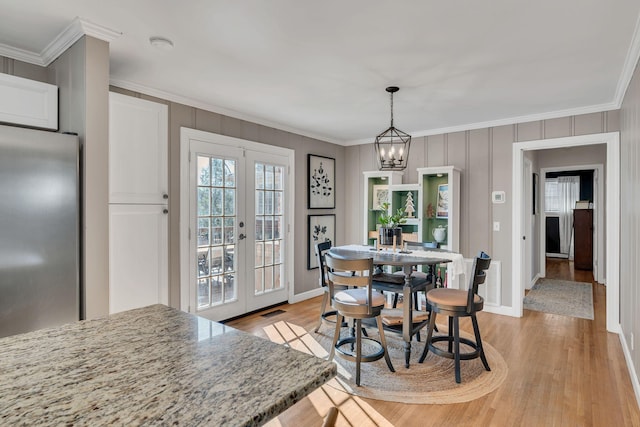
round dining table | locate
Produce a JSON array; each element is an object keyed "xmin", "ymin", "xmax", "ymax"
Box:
[{"xmin": 328, "ymin": 245, "xmax": 452, "ymax": 368}]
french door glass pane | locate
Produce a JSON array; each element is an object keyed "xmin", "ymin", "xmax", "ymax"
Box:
[
  {"xmin": 196, "ymin": 155, "xmax": 237, "ymax": 310},
  {"xmin": 255, "ymin": 242, "xmax": 263, "ymax": 267},
  {"xmin": 254, "ymin": 162, "xmax": 285, "ymax": 295}
]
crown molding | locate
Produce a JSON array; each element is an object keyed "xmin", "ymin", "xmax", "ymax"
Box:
[
  {"xmin": 109, "ymin": 78, "xmax": 343, "ymax": 145},
  {"xmin": 41, "ymin": 17, "xmax": 121, "ymax": 66},
  {"xmin": 0, "ymin": 17, "xmax": 121, "ymax": 67},
  {"xmin": 614, "ymin": 11, "xmax": 640, "ymax": 107},
  {"xmin": 345, "ymin": 101, "xmax": 620, "ymax": 146},
  {"xmin": 0, "ymin": 43, "xmax": 44, "ymax": 66}
]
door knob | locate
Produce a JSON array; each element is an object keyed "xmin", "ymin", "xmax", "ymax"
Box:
[{"xmin": 238, "ymin": 233, "xmax": 246, "ymax": 240}]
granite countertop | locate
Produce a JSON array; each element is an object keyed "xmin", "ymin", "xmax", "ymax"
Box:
[{"xmin": 0, "ymin": 304, "xmax": 336, "ymax": 426}]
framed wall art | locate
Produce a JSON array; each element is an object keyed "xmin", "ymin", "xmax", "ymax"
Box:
[
  {"xmin": 308, "ymin": 154, "xmax": 335, "ymax": 209},
  {"xmin": 436, "ymin": 184, "xmax": 449, "ymax": 218},
  {"xmin": 307, "ymin": 214, "xmax": 335, "ymax": 269},
  {"xmin": 372, "ymin": 185, "xmax": 389, "ymax": 210}
]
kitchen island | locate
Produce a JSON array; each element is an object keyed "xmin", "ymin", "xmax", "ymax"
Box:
[{"xmin": 0, "ymin": 304, "xmax": 336, "ymax": 426}]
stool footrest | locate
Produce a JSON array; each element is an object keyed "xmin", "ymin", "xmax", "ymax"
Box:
[
  {"xmin": 335, "ymin": 336, "xmax": 385, "ymax": 363},
  {"xmin": 321, "ymin": 310, "xmax": 348, "ymax": 327},
  {"xmin": 428, "ymin": 336, "xmax": 480, "ymax": 361}
]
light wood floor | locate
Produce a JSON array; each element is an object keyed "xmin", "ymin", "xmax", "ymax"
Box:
[{"xmin": 227, "ymin": 260, "xmax": 640, "ymax": 426}]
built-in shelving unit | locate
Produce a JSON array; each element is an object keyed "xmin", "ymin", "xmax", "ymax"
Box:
[
  {"xmin": 417, "ymin": 166, "xmax": 461, "ymax": 252},
  {"xmin": 388, "ymin": 183, "xmax": 420, "ymax": 241},
  {"xmin": 362, "ymin": 171, "xmax": 404, "ymax": 245},
  {"xmin": 362, "ymin": 166, "xmax": 462, "ymax": 289}
]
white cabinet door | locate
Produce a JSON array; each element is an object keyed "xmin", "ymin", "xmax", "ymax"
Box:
[
  {"xmin": 109, "ymin": 204, "xmax": 169, "ymax": 314},
  {"xmin": 0, "ymin": 73, "xmax": 58, "ymax": 130},
  {"xmin": 109, "ymin": 92, "xmax": 168, "ymax": 204}
]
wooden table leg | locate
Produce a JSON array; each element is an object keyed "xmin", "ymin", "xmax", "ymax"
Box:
[{"xmin": 402, "ymin": 265, "xmax": 413, "ymax": 368}]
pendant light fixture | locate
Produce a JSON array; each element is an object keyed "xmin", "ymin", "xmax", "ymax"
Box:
[{"xmin": 374, "ymin": 86, "xmax": 411, "ymax": 171}]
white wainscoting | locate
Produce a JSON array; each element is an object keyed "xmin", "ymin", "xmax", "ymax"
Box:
[{"xmin": 462, "ymin": 258, "xmax": 502, "ymax": 307}]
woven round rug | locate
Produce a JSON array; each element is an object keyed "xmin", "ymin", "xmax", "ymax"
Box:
[{"xmin": 314, "ymin": 323, "xmax": 508, "ymax": 404}]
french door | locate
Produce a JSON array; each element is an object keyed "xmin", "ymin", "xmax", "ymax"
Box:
[{"xmin": 181, "ymin": 129, "xmax": 293, "ymax": 321}]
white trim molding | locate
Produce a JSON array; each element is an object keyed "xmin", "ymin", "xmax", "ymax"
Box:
[
  {"xmin": 620, "ymin": 326, "xmax": 640, "ymax": 409},
  {"xmin": 346, "ymin": 102, "xmax": 619, "ymax": 146},
  {"xmin": 289, "ymin": 287, "xmax": 324, "ymax": 305},
  {"xmin": 512, "ymin": 132, "xmax": 620, "ymax": 333},
  {"xmin": 110, "ymin": 79, "xmax": 341, "ymax": 146},
  {"xmin": 0, "ymin": 17, "xmax": 121, "ymax": 67},
  {"xmin": 179, "ymin": 127, "xmax": 296, "ymax": 315}
]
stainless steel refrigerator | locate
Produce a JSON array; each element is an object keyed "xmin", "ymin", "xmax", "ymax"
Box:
[{"xmin": 0, "ymin": 124, "xmax": 80, "ymax": 338}]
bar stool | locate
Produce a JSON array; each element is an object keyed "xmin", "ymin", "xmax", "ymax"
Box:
[
  {"xmin": 325, "ymin": 253, "xmax": 395, "ymax": 386},
  {"xmin": 313, "ymin": 240, "xmax": 339, "ymax": 333},
  {"xmin": 419, "ymin": 251, "xmax": 491, "ymax": 383}
]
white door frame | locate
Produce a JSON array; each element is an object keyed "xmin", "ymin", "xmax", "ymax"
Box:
[
  {"xmin": 512, "ymin": 132, "xmax": 620, "ymax": 333},
  {"xmin": 179, "ymin": 127, "xmax": 295, "ymax": 315},
  {"xmin": 523, "ymin": 158, "xmax": 534, "ymax": 289},
  {"xmin": 539, "ymin": 163, "xmax": 604, "ymax": 283}
]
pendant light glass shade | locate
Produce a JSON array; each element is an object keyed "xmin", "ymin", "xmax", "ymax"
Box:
[{"xmin": 374, "ymin": 86, "xmax": 411, "ymax": 171}]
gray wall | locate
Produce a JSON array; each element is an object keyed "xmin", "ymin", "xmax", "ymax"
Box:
[
  {"xmin": 2, "ymin": 38, "xmax": 111, "ymax": 320},
  {"xmin": 619, "ymin": 56, "xmax": 640, "ymax": 391},
  {"xmin": 47, "ymin": 36, "xmax": 110, "ymax": 319},
  {"xmin": 0, "ymin": 57, "xmax": 48, "ymax": 82},
  {"xmin": 109, "ymin": 87, "xmax": 345, "ymax": 308},
  {"xmin": 344, "ymin": 112, "xmax": 619, "ymax": 307}
]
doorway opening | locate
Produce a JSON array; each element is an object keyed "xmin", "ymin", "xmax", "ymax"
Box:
[
  {"xmin": 512, "ymin": 132, "xmax": 620, "ymax": 333},
  {"xmin": 539, "ymin": 164, "xmax": 603, "ymax": 284},
  {"xmin": 179, "ymin": 128, "xmax": 295, "ymax": 321}
]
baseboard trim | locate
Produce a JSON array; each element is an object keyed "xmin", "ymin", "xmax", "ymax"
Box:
[
  {"xmin": 619, "ymin": 325, "xmax": 640, "ymax": 410},
  {"xmin": 527, "ymin": 273, "xmax": 542, "ymax": 290},
  {"xmin": 289, "ymin": 287, "xmax": 324, "ymax": 304},
  {"xmin": 484, "ymin": 304, "xmax": 517, "ymax": 317},
  {"xmin": 546, "ymin": 253, "xmax": 569, "ymax": 258}
]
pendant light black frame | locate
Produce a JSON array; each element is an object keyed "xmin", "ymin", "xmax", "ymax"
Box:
[{"xmin": 374, "ymin": 86, "xmax": 412, "ymax": 171}]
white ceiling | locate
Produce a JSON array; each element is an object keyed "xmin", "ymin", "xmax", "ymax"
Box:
[{"xmin": 1, "ymin": 0, "xmax": 639, "ymax": 145}]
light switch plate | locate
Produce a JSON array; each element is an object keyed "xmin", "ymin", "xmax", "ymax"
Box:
[{"xmin": 492, "ymin": 191, "xmax": 505, "ymax": 203}]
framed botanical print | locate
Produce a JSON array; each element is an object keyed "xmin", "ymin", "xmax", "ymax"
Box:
[
  {"xmin": 307, "ymin": 214, "xmax": 335, "ymax": 269},
  {"xmin": 308, "ymin": 154, "xmax": 335, "ymax": 209},
  {"xmin": 436, "ymin": 184, "xmax": 449, "ymax": 218},
  {"xmin": 372, "ymin": 185, "xmax": 389, "ymax": 210}
]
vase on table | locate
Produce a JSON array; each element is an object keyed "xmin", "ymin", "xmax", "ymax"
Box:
[{"xmin": 432, "ymin": 226, "xmax": 446, "ymax": 244}]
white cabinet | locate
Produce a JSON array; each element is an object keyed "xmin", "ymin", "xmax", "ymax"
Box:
[
  {"xmin": 108, "ymin": 92, "xmax": 169, "ymax": 314},
  {"xmin": 109, "ymin": 205, "xmax": 168, "ymax": 313},
  {"xmin": 0, "ymin": 73, "xmax": 58, "ymax": 130},
  {"xmin": 109, "ymin": 92, "xmax": 168, "ymax": 204}
]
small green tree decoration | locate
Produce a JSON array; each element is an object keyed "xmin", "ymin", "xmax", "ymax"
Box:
[{"xmin": 404, "ymin": 192, "xmax": 415, "ymax": 218}]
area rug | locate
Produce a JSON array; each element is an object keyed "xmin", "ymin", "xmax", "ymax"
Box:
[
  {"xmin": 523, "ymin": 278, "xmax": 594, "ymax": 320},
  {"xmin": 263, "ymin": 320, "xmax": 508, "ymax": 404}
]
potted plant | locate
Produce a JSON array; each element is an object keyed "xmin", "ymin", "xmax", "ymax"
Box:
[{"xmin": 378, "ymin": 202, "xmax": 407, "ymax": 246}]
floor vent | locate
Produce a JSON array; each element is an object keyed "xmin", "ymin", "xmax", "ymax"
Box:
[{"xmin": 261, "ymin": 309, "xmax": 286, "ymax": 318}]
